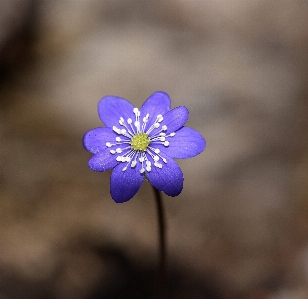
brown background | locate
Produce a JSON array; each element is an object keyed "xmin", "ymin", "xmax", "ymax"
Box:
[{"xmin": 1, "ymin": 1, "xmax": 308, "ymax": 298}]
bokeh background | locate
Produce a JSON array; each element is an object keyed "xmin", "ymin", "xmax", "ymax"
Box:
[{"xmin": 1, "ymin": 0, "xmax": 308, "ymax": 298}]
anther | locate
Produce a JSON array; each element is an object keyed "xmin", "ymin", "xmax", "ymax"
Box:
[
  {"xmin": 119, "ymin": 117, "xmax": 125, "ymax": 125},
  {"xmin": 157, "ymin": 114, "xmax": 163, "ymax": 122},
  {"xmin": 163, "ymin": 141, "xmax": 169, "ymax": 146}
]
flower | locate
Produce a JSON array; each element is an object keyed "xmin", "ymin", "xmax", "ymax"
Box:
[{"xmin": 83, "ymin": 91, "xmax": 206, "ymax": 203}]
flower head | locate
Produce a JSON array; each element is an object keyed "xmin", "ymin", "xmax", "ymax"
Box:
[{"xmin": 83, "ymin": 91, "xmax": 206, "ymax": 203}]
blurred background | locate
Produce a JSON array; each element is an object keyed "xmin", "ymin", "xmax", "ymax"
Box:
[{"xmin": 1, "ymin": 0, "xmax": 308, "ymax": 298}]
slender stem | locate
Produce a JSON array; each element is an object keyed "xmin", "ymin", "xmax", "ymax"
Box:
[{"xmin": 153, "ymin": 186, "xmax": 166, "ymax": 299}]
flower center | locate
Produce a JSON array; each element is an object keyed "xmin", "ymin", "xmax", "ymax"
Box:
[{"xmin": 130, "ymin": 132, "xmax": 150, "ymax": 151}]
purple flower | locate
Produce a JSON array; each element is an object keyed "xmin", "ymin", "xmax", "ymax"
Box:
[{"xmin": 83, "ymin": 91, "xmax": 206, "ymax": 203}]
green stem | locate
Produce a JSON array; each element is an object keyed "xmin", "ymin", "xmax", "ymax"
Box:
[{"xmin": 153, "ymin": 186, "xmax": 166, "ymax": 299}]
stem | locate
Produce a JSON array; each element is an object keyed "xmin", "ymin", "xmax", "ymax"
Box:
[{"xmin": 153, "ymin": 186, "xmax": 166, "ymax": 299}]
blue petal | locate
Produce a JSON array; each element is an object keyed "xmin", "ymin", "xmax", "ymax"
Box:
[
  {"xmin": 83, "ymin": 127, "xmax": 117, "ymax": 154},
  {"xmin": 154, "ymin": 127, "xmax": 206, "ymax": 159},
  {"xmin": 151, "ymin": 106, "xmax": 188, "ymax": 136},
  {"xmin": 88, "ymin": 148, "xmax": 119, "ymax": 172},
  {"xmin": 146, "ymin": 155, "xmax": 183, "ymax": 197},
  {"xmin": 110, "ymin": 162, "xmax": 144, "ymax": 203},
  {"xmin": 98, "ymin": 96, "xmax": 135, "ymax": 127},
  {"xmin": 140, "ymin": 91, "xmax": 171, "ymax": 132}
]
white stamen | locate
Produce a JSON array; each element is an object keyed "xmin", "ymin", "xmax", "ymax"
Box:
[
  {"xmin": 157, "ymin": 114, "xmax": 163, "ymax": 122},
  {"xmin": 163, "ymin": 141, "xmax": 169, "ymax": 146},
  {"xmin": 119, "ymin": 117, "xmax": 125, "ymax": 125},
  {"xmin": 113, "ymin": 126, "xmax": 120, "ymax": 133},
  {"xmin": 154, "ymin": 162, "xmax": 162, "ymax": 168},
  {"xmin": 108, "ymin": 107, "xmax": 171, "ymax": 173}
]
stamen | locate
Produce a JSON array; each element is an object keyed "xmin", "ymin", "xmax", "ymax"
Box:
[
  {"xmin": 110, "ymin": 107, "xmax": 170, "ymax": 173},
  {"xmin": 146, "ymin": 160, "xmax": 151, "ymax": 172},
  {"xmin": 119, "ymin": 117, "xmax": 125, "ymax": 125},
  {"xmin": 157, "ymin": 114, "xmax": 163, "ymax": 122},
  {"xmin": 154, "ymin": 161, "xmax": 162, "ymax": 168},
  {"xmin": 113, "ymin": 126, "xmax": 121, "ymax": 134}
]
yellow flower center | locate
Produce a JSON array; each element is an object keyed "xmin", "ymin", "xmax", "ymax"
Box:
[{"xmin": 130, "ymin": 132, "xmax": 150, "ymax": 151}]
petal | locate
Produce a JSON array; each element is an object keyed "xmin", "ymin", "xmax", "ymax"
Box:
[
  {"xmin": 88, "ymin": 148, "xmax": 119, "ymax": 172},
  {"xmin": 154, "ymin": 127, "xmax": 206, "ymax": 159},
  {"xmin": 146, "ymin": 155, "xmax": 183, "ymax": 197},
  {"xmin": 98, "ymin": 96, "xmax": 135, "ymax": 127},
  {"xmin": 83, "ymin": 127, "xmax": 117, "ymax": 154},
  {"xmin": 140, "ymin": 91, "xmax": 171, "ymax": 132},
  {"xmin": 150, "ymin": 106, "xmax": 188, "ymax": 136},
  {"xmin": 110, "ymin": 162, "xmax": 144, "ymax": 203}
]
